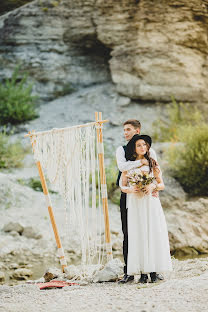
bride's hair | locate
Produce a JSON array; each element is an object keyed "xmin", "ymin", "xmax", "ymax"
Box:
[
  {"xmin": 143, "ymin": 143, "xmax": 158, "ymax": 174},
  {"xmin": 125, "ymin": 134, "xmax": 159, "ymax": 174}
]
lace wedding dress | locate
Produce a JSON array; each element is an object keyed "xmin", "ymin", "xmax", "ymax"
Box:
[{"xmin": 121, "ymin": 166, "xmax": 172, "ymax": 275}]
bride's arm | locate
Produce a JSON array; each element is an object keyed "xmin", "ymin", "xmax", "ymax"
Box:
[
  {"xmin": 153, "ymin": 166, "xmax": 165, "ymax": 191},
  {"xmin": 120, "ymin": 172, "xmax": 142, "ymax": 194}
]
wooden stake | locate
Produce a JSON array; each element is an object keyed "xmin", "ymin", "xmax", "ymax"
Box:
[
  {"xmin": 29, "ymin": 133, "xmax": 67, "ymax": 272},
  {"xmin": 95, "ymin": 112, "xmax": 113, "ymax": 261}
]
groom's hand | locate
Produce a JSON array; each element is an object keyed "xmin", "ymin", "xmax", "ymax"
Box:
[{"xmin": 141, "ymin": 159, "xmax": 149, "ymax": 166}]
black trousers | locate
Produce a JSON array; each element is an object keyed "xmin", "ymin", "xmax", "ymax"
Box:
[{"xmin": 120, "ymin": 192, "xmax": 128, "ymax": 274}]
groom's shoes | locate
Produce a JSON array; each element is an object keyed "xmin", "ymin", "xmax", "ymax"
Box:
[
  {"xmin": 138, "ymin": 274, "xmax": 148, "ymax": 284},
  {"xmin": 118, "ymin": 274, "xmax": 134, "ymax": 284}
]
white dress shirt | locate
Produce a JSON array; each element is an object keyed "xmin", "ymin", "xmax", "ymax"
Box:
[{"xmin": 116, "ymin": 145, "xmax": 157, "ymax": 172}]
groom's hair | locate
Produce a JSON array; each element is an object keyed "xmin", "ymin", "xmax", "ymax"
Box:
[{"xmin": 123, "ymin": 119, "xmax": 141, "ymax": 129}]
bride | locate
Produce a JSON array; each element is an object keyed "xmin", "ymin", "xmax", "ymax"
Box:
[{"xmin": 120, "ymin": 134, "xmax": 172, "ymax": 283}]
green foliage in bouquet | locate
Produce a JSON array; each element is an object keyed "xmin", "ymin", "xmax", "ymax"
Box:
[
  {"xmin": 167, "ymin": 124, "xmax": 208, "ymax": 196},
  {"xmin": 0, "ymin": 131, "xmax": 25, "ymax": 168},
  {"xmin": 0, "ymin": 66, "xmax": 38, "ymax": 125},
  {"xmin": 152, "ymin": 97, "xmax": 203, "ymax": 142}
]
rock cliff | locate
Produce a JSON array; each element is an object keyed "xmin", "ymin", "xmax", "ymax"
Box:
[{"xmin": 0, "ymin": 0, "xmax": 208, "ymax": 101}]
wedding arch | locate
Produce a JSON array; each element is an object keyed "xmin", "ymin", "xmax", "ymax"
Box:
[{"xmin": 25, "ymin": 112, "xmax": 112, "ymax": 273}]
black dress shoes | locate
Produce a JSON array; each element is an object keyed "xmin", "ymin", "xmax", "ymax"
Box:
[
  {"xmin": 118, "ymin": 274, "xmax": 134, "ymax": 284},
  {"xmin": 150, "ymin": 272, "xmax": 163, "ymax": 283},
  {"xmin": 138, "ymin": 273, "xmax": 148, "ymax": 284}
]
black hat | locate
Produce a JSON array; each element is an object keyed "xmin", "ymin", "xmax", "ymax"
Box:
[{"xmin": 125, "ymin": 134, "xmax": 152, "ymax": 161}]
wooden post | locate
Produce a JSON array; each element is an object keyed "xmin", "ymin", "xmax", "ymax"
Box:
[
  {"xmin": 95, "ymin": 112, "xmax": 113, "ymax": 261},
  {"xmin": 29, "ymin": 133, "xmax": 67, "ymax": 272}
]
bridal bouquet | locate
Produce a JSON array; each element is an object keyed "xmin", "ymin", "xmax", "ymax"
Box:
[{"xmin": 126, "ymin": 168, "xmax": 155, "ymax": 189}]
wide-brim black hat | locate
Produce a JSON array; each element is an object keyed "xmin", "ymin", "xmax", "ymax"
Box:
[{"xmin": 125, "ymin": 134, "xmax": 152, "ymax": 161}]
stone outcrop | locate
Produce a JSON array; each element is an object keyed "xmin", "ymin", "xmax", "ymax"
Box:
[
  {"xmin": 0, "ymin": 0, "xmax": 208, "ymax": 101},
  {"xmin": 0, "ymin": 271, "xmax": 5, "ymax": 283},
  {"xmin": 166, "ymin": 198, "xmax": 208, "ymax": 256}
]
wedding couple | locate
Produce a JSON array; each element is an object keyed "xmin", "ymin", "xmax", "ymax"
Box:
[{"xmin": 116, "ymin": 119, "xmax": 172, "ymax": 284}]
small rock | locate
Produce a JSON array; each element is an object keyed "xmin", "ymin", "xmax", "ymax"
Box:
[
  {"xmin": 11, "ymin": 268, "xmax": 33, "ymax": 280},
  {"xmin": 9, "ymin": 263, "xmax": 19, "ymax": 269},
  {"xmin": 64, "ymin": 265, "xmax": 80, "ymax": 280},
  {"xmin": 10, "ymin": 231, "xmax": 19, "ymax": 237},
  {"xmin": 0, "ymin": 271, "xmax": 5, "ymax": 283},
  {"xmin": 93, "ymin": 258, "xmax": 123, "ymax": 282},
  {"xmin": 22, "ymin": 226, "xmax": 42, "ymax": 239},
  {"xmin": 3, "ymin": 222, "xmax": 24, "ymax": 234},
  {"xmin": 44, "ymin": 267, "xmax": 63, "ymax": 282},
  {"xmin": 112, "ymin": 239, "xmax": 122, "ymax": 251}
]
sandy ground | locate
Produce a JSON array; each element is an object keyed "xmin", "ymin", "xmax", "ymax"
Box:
[{"xmin": 0, "ymin": 269, "xmax": 208, "ymax": 312}]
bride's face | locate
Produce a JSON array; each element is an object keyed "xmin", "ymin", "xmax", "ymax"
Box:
[{"xmin": 135, "ymin": 139, "xmax": 147, "ymax": 156}]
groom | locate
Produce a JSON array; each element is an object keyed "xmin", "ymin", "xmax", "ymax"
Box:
[{"xmin": 116, "ymin": 119, "xmax": 159, "ymax": 283}]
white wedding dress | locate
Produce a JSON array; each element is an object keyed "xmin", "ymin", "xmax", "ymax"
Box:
[{"xmin": 121, "ymin": 166, "xmax": 172, "ymax": 275}]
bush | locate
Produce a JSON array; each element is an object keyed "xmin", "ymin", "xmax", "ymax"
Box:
[
  {"xmin": 167, "ymin": 124, "xmax": 208, "ymax": 196},
  {"xmin": 17, "ymin": 177, "xmax": 58, "ymax": 193},
  {"xmin": 152, "ymin": 97, "xmax": 204, "ymax": 142},
  {"xmin": 0, "ymin": 66, "xmax": 38, "ymax": 125},
  {"xmin": 0, "ymin": 131, "xmax": 25, "ymax": 168},
  {"xmin": 106, "ymin": 158, "xmax": 120, "ymax": 205}
]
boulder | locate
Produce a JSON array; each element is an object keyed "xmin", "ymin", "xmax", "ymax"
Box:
[
  {"xmin": 64, "ymin": 265, "xmax": 80, "ymax": 280},
  {"xmin": 0, "ymin": 271, "xmax": 5, "ymax": 283},
  {"xmin": 93, "ymin": 258, "xmax": 123, "ymax": 282},
  {"xmin": 3, "ymin": 222, "xmax": 24, "ymax": 234},
  {"xmin": 44, "ymin": 268, "xmax": 63, "ymax": 282},
  {"xmin": 11, "ymin": 268, "xmax": 33, "ymax": 280},
  {"xmin": 160, "ymin": 175, "xmax": 187, "ymax": 209},
  {"xmin": 166, "ymin": 198, "xmax": 208, "ymax": 256},
  {"xmin": 9, "ymin": 231, "xmax": 20, "ymax": 237},
  {"xmin": 22, "ymin": 226, "xmax": 42, "ymax": 240},
  {"xmin": 9, "ymin": 263, "xmax": 19, "ymax": 270}
]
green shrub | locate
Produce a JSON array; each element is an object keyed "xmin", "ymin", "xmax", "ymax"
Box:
[
  {"xmin": 53, "ymin": 84, "xmax": 75, "ymax": 98},
  {"xmin": 106, "ymin": 158, "xmax": 120, "ymax": 205},
  {"xmin": 0, "ymin": 131, "xmax": 25, "ymax": 168},
  {"xmin": 17, "ymin": 177, "xmax": 58, "ymax": 193},
  {"xmin": 88, "ymin": 157, "xmax": 120, "ymax": 206},
  {"xmin": 152, "ymin": 97, "xmax": 204, "ymax": 142},
  {"xmin": 167, "ymin": 124, "xmax": 208, "ymax": 196},
  {"xmin": 0, "ymin": 67, "xmax": 38, "ymax": 125}
]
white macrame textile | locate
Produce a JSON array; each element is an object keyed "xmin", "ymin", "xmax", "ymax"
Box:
[{"xmin": 31, "ymin": 124, "xmax": 107, "ymax": 270}]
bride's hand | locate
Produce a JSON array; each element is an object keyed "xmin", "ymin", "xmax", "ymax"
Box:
[
  {"xmin": 142, "ymin": 183, "xmax": 156, "ymax": 195},
  {"xmin": 132, "ymin": 186, "xmax": 143, "ymax": 194}
]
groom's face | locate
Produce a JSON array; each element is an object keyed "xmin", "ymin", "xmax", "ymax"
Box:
[{"xmin": 123, "ymin": 124, "xmax": 140, "ymax": 141}]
